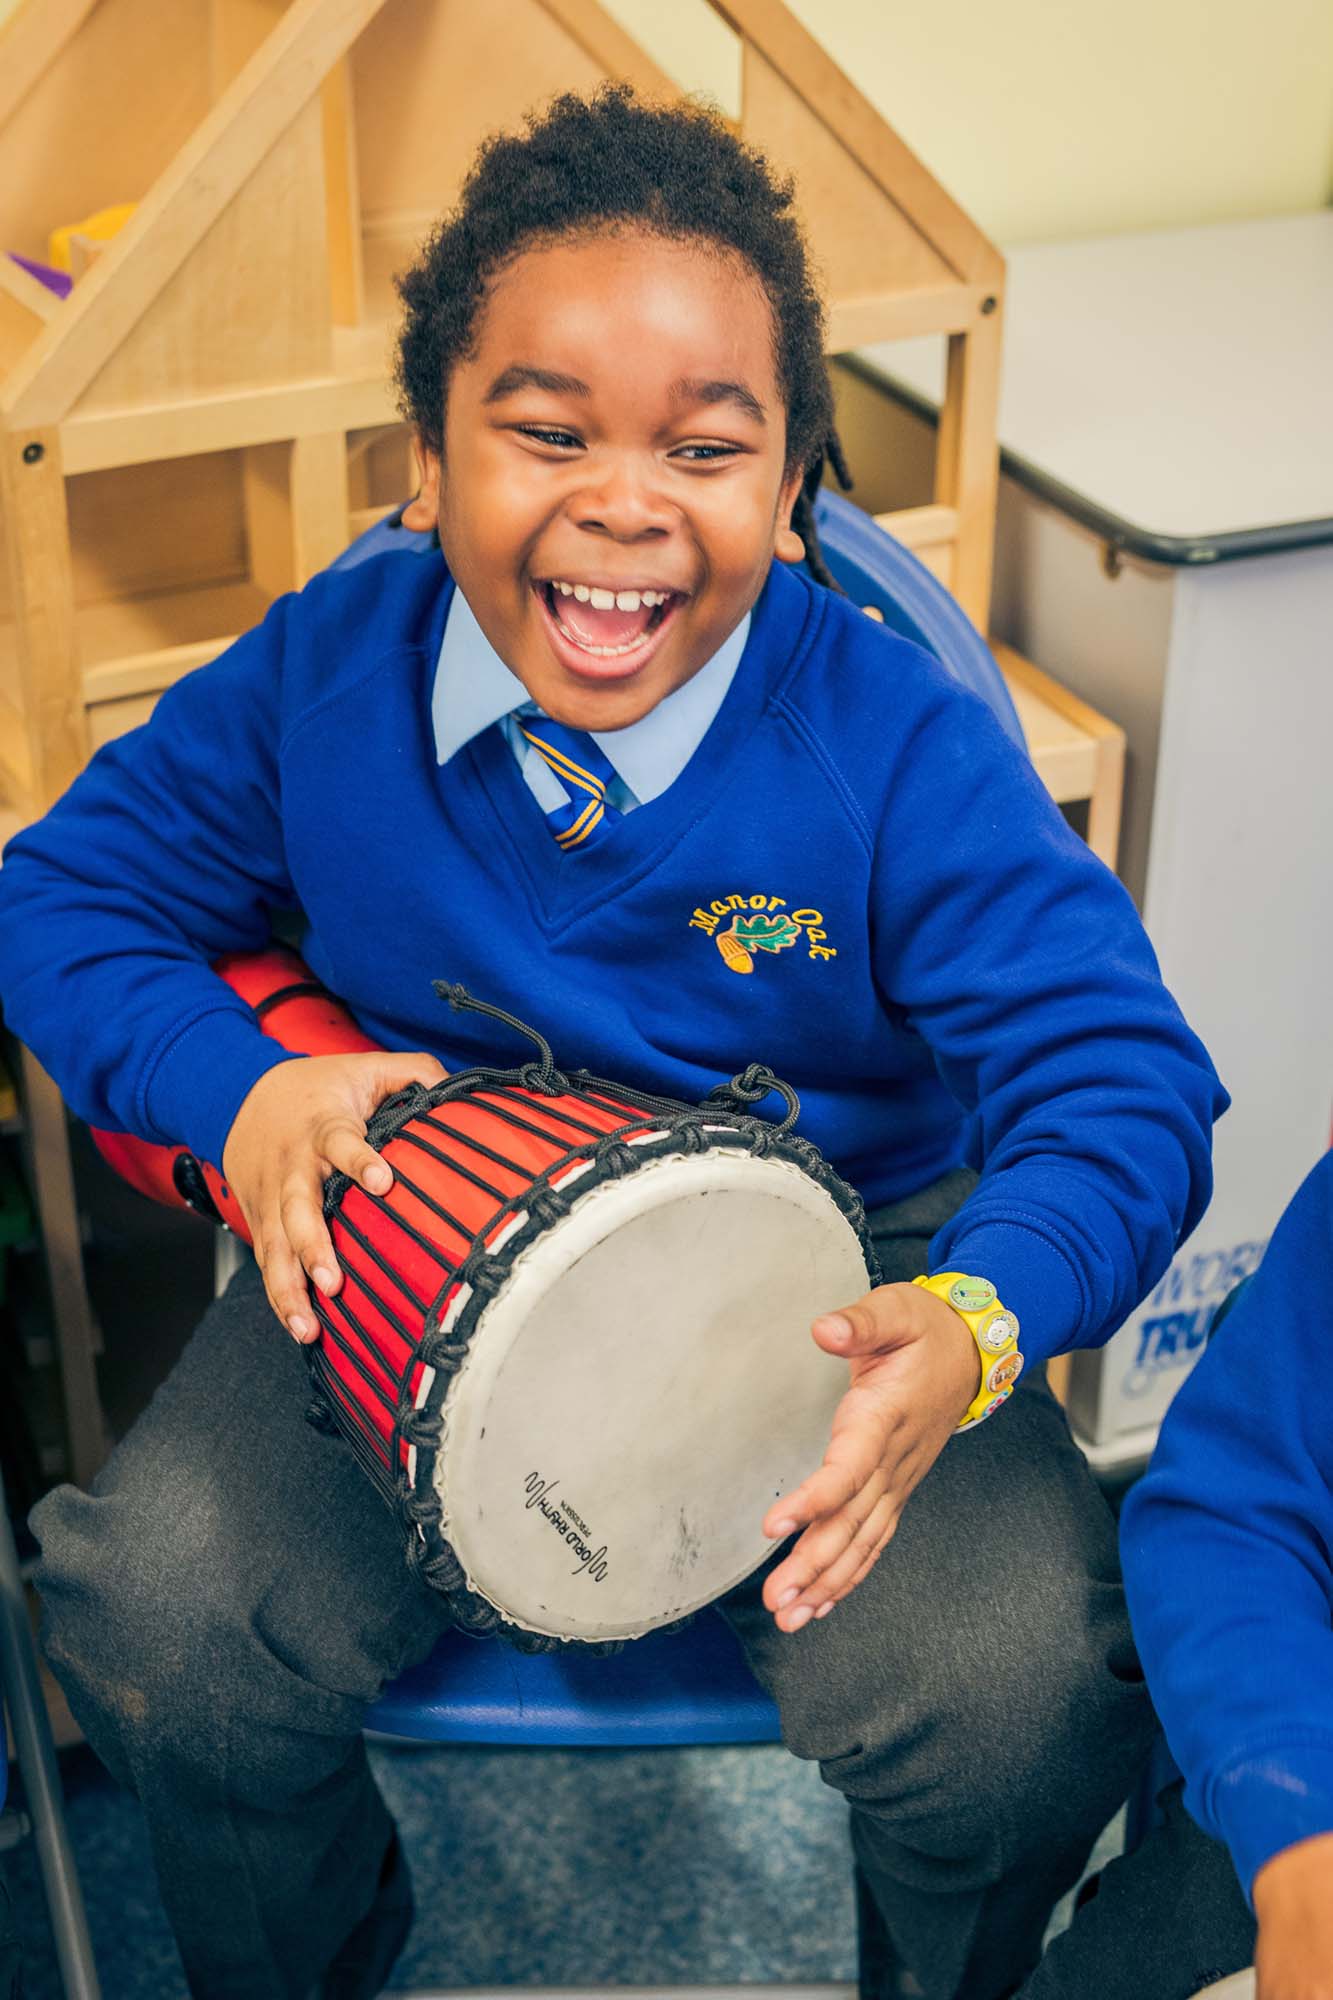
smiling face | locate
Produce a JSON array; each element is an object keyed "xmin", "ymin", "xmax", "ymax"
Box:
[{"xmin": 408, "ymin": 229, "xmax": 806, "ymax": 733}]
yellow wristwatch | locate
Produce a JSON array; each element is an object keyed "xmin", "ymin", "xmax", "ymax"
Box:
[{"xmin": 912, "ymin": 1272, "xmax": 1024, "ymax": 1430}]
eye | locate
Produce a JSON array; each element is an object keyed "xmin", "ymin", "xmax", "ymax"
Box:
[
  {"xmin": 513, "ymin": 425, "xmax": 584, "ymax": 450},
  {"xmin": 671, "ymin": 442, "xmax": 745, "ymax": 464}
]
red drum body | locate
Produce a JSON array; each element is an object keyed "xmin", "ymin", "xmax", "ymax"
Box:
[{"xmin": 308, "ymin": 1035, "xmax": 879, "ymax": 1651}]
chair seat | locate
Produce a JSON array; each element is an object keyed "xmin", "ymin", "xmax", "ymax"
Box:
[{"xmin": 367, "ymin": 1607, "xmax": 781, "ymax": 1748}]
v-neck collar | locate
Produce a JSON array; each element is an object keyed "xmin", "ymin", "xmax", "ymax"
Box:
[{"xmin": 447, "ymin": 561, "xmax": 820, "ymax": 929}]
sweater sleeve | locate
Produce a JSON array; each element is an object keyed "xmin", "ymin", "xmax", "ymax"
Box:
[
  {"xmin": 1120, "ymin": 1154, "xmax": 1333, "ymax": 1901},
  {"xmin": 0, "ymin": 592, "xmax": 307, "ymax": 1169},
  {"xmin": 868, "ymin": 680, "xmax": 1226, "ymax": 1361}
]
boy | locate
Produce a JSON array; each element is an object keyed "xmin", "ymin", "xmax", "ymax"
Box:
[{"xmin": 0, "ymin": 89, "xmax": 1224, "ymax": 1999}]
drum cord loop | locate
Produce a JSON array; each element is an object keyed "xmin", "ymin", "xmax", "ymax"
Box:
[
  {"xmin": 705, "ymin": 1063, "xmax": 800, "ymax": 1136},
  {"xmin": 433, "ymin": 981, "xmax": 560, "ymax": 1092}
]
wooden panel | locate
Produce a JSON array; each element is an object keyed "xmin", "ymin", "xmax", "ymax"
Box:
[
  {"xmin": 875, "ymin": 505, "xmax": 956, "ymax": 589},
  {"xmin": 4, "ymin": 0, "xmax": 384, "ymax": 428},
  {"xmin": 0, "ymin": 425, "xmax": 84, "ymax": 812},
  {"xmin": 73, "ymin": 578, "xmax": 268, "ymax": 677},
  {"xmin": 73, "ymin": 456, "xmax": 248, "ymax": 608},
  {"xmin": 742, "ymin": 42, "xmax": 953, "ymax": 307},
  {"xmin": 78, "ymin": 99, "xmax": 331, "ymax": 411},
  {"xmin": 721, "ymin": 0, "xmax": 1001, "ymax": 286},
  {"xmin": 826, "ymin": 285, "xmax": 984, "ymax": 353},
  {"xmin": 209, "ymin": 0, "xmax": 290, "ymax": 89},
  {"xmin": 993, "ymin": 640, "xmax": 1125, "ymax": 869},
  {"xmin": 242, "ymin": 431, "xmax": 349, "ymax": 592},
  {"xmin": 0, "ymin": 0, "xmax": 212, "ymax": 260},
  {"xmin": 60, "ymin": 366, "xmax": 396, "ymax": 474},
  {"xmin": 830, "ymin": 359, "xmax": 935, "ymax": 517},
  {"xmin": 352, "ymin": 0, "xmax": 610, "ymax": 228},
  {"xmin": 0, "ymin": 0, "xmax": 101, "ymax": 134},
  {"xmin": 87, "ymin": 688, "xmax": 159, "ymax": 752},
  {"xmin": 321, "ymin": 59, "xmax": 365, "ymax": 325},
  {"xmin": 0, "ymin": 266, "xmax": 51, "ymax": 377},
  {"xmin": 933, "ymin": 313, "xmax": 1003, "ymax": 631},
  {"xmin": 0, "ymin": 453, "xmax": 249, "ymax": 627}
]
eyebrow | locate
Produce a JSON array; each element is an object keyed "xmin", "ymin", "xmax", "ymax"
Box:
[
  {"xmin": 483, "ymin": 365, "xmax": 591, "ymax": 403},
  {"xmin": 670, "ymin": 376, "xmax": 767, "ymax": 424}
]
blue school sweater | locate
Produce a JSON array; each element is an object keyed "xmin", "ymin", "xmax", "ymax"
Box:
[
  {"xmin": 1121, "ymin": 1153, "xmax": 1333, "ymax": 1898},
  {"xmin": 0, "ymin": 553, "xmax": 1225, "ymax": 1364}
]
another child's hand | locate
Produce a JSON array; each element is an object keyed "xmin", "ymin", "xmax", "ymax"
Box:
[
  {"xmin": 760, "ymin": 1283, "xmax": 980, "ymax": 1632},
  {"xmin": 220, "ymin": 1051, "xmax": 446, "ymax": 1342},
  {"xmin": 1253, "ymin": 1833, "xmax": 1333, "ymax": 2000}
]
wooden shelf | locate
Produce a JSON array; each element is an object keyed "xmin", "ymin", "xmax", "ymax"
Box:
[
  {"xmin": 0, "ymin": 577, "xmax": 269, "ymax": 769},
  {"xmin": 992, "ymin": 641, "xmax": 1125, "ymax": 870}
]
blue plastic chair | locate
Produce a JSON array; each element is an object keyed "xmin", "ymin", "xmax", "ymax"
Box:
[{"xmin": 340, "ymin": 488, "xmax": 1024, "ymax": 1748}]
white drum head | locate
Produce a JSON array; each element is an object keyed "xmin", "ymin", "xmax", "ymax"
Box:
[{"xmin": 433, "ymin": 1146, "xmax": 870, "ymax": 1641}]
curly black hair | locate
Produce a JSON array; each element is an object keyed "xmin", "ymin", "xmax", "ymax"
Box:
[{"xmin": 395, "ymin": 84, "xmax": 851, "ymax": 589}]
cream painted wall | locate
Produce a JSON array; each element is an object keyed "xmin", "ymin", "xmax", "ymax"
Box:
[{"xmin": 603, "ymin": 0, "xmax": 1333, "ymax": 245}]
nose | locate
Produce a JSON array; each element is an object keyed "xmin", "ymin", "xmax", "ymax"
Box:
[{"xmin": 572, "ymin": 455, "xmax": 674, "ymax": 541}]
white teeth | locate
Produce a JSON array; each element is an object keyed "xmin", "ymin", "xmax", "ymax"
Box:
[{"xmin": 546, "ymin": 580, "xmax": 674, "ymax": 606}]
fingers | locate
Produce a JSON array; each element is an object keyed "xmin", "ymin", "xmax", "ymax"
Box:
[
  {"xmin": 256, "ymin": 1216, "xmax": 324, "ymax": 1345},
  {"xmin": 226, "ymin": 1049, "xmax": 446, "ymax": 1346},
  {"xmin": 763, "ymin": 1470, "xmax": 897, "ymax": 1631}
]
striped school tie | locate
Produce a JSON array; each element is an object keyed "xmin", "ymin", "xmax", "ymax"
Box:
[{"xmin": 518, "ymin": 714, "xmax": 624, "ymax": 851}]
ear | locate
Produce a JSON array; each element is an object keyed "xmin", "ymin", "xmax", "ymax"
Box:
[
  {"xmin": 773, "ymin": 467, "xmax": 806, "ymax": 566},
  {"xmin": 400, "ymin": 435, "xmax": 442, "ymax": 533}
]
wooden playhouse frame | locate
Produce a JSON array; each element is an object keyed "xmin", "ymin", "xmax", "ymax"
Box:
[{"xmin": 0, "ymin": 0, "xmax": 1006, "ymax": 827}]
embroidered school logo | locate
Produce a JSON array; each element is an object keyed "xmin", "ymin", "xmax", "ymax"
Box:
[{"xmin": 688, "ymin": 893, "xmax": 837, "ymax": 973}]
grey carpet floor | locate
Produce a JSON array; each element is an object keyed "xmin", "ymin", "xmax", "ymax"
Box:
[{"xmin": 4, "ymin": 1735, "xmax": 1120, "ymax": 2000}]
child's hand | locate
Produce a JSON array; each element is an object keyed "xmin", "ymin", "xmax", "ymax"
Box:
[
  {"xmin": 220, "ymin": 1051, "xmax": 446, "ymax": 1342},
  {"xmin": 760, "ymin": 1283, "xmax": 981, "ymax": 1632},
  {"xmin": 1253, "ymin": 1833, "xmax": 1333, "ymax": 1999}
]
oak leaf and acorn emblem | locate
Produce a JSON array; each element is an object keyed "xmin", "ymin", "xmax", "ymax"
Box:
[{"xmin": 716, "ymin": 910, "xmax": 802, "ymax": 975}]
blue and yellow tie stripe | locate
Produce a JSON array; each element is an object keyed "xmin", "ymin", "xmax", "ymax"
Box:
[{"xmin": 518, "ymin": 716, "xmax": 623, "ymax": 851}]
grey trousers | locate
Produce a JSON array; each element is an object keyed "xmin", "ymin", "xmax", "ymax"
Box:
[{"xmin": 33, "ymin": 1170, "xmax": 1162, "ymax": 1999}]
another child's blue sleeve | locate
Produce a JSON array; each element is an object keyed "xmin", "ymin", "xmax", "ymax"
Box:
[{"xmin": 1121, "ymin": 1153, "xmax": 1333, "ymax": 1900}]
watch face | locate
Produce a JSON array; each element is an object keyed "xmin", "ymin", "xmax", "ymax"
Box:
[
  {"xmin": 949, "ymin": 1277, "xmax": 996, "ymax": 1314},
  {"xmin": 979, "ymin": 1309, "xmax": 1018, "ymax": 1352}
]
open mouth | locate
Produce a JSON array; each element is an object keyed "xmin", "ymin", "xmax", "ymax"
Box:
[{"xmin": 533, "ymin": 577, "xmax": 684, "ymax": 676}]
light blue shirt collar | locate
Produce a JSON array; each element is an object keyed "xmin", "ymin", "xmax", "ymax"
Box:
[{"xmin": 431, "ymin": 586, "xmax": 750, "ymax": 805}]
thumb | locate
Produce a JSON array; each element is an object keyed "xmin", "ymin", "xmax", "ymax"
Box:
[{"xmin": 812, "ymin": 1287, "xmax": 916, "ymax": 1358}]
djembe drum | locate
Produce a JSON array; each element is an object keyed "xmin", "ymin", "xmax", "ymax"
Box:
[{"xmin": 93, "ymin": 955, "xmax": 880, "ymax": 1651}]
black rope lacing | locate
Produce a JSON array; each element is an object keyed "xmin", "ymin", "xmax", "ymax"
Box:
[{"xmin": 304, "ymin": 989, "xmax": 879, "ymax": 1654}]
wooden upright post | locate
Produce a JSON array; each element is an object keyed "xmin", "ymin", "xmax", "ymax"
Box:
[{"xmin": 0, "ymin": 424, "xmax": 84, "ymax": 816}]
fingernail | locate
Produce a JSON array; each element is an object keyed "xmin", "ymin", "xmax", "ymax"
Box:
[
  {"xmin": 288, "ymin": 1313, "xmax": 315, "ymax": 1340},
  {"xmin": 312, "ymin": 1266, "xmax": 337, "ymax": 1294},
  {"xmin": 814, "ymin": 1313, "xmax": 852, "ymax": 1343},
  {"xmin": 815, "ymin": 1601, "xmax": 835, "ymax": 1619},
  {"xmin": 785, "ymin": 1604, "xmax": 814, "ymax": 1632},
  {"xmin": 364, "ymin": 1162, "xmax": 391, "ymax": 1192},
  {"xmin": 768, "ymin": 1518, "xmax": 797, "ymax": 1539},
  {"xmin": 776, "ymin": 1585, "xmax": 800, "ymax": 1609}
]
